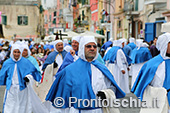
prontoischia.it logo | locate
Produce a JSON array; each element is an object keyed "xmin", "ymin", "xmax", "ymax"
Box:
[{"xmin": 54, "ymin": 97, "xmax": 159, "ymax": 108}]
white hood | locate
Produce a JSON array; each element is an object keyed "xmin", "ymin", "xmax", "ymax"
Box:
[
  {"xmin": 156, "ymin": 33, "xmax": 170, "ymax": 59},
  {"xmin": 78, "ymin": 36, "xmax": 98, "ymax": 62}
]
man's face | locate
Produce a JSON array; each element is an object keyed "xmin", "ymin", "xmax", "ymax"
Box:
[
  {"xmin": 122, "ymin": 42, "xmax": 125, "ymax": 48},
  {"xmin": 72, "ymin": 40, "xmax": 79, "ymax": 51},
  {"xmin": 84, "ymin": 42, "xmax": 97, "ymax": 62},
  {"xmin": 167, "ymin": 42, "xmax": 170, "ymax": 54},
  {"xmin": 55, "ymin": 42, "xmax": 63, "ymax": 52},
  {"xmin": 22, "ymin": 48, "xmax": 28, "ymax": 57},
  {"xmin": 13, "ymin": 49, "xmax": 21, "ymax": 61},
  {"xmin": 153, "ymin": 38, "xmax": 157, "ymax": 45}
]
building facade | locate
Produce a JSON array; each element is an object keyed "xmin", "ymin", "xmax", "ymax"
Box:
[{"xmin": 0, "ymin": 0, "xmax": 44, "ymax": 40}]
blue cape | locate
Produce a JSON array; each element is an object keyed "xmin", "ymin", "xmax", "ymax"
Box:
[
  {"xmin": 128, "ymin": 42, "xmax": 136, "ymax": 50},
  {"xmin": 42, "ymin": 50, "xmax": 67, "ymax": 70},
  {"xmin": 131, "ymin": 47, "xmax": 152, "ymax": 64},
  {"xmin": 0, "ymin": 57, "xmax": 41, "ymax": 90},
  {"xmin": 103, "ymin": 46, "xmax": 132, "ymax": 65},
  {"xmin": 57, "ymin": 51, "xmax": 78, "ymax": 73},
  {"xmin": 131, "ymin": 55, "xmax": 170, "ymax": 104},
  {"xmin": 46, "ymin": 58, "xmax": 125, "ymax": 109},
  {"xmin": 103, "ymin": 46, "xmax": 121, "ymax": 63},
  {"xmin": 57, "ymin": 52, "xmax": 105, "ymax": 75},
  {"xmin": 101, "ymin": 41, "xmax": 112, "ymax": 50},
  {"xmin": 121, "ymin": 48, "xmax": 132, "ymax": 65},
  {"xmin": 27, "ymin": 55, "xmax": 41, "ymax": 74},
  {"xmin": 123, "ymin": 45, "xmax": 132, "ymax": 56}
]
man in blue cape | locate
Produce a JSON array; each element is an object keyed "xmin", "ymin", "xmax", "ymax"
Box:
[
  {"xmin": 131, "ymin": 33, "xmax": 170, "ymax": 112},
  {"xmin": 128, "ymin": 37, "xmax": 136, "ymax": 50},
  {"xmin": 103, "ymin": 39, "xmax": 132, "ymax": 93},
  {"xmin": 0, "ymin": 44, "xmax": 41, "ymax": 113},
  {"xmin": 130, "ymin": 39, "xmax": 152, "ymax": 88},
  {"xmin": 57, "ymin": 36, "xmax": 105, "ymax": 74},
  {"xmin": 45, "ymin": 36, "xmax": 125, "ymax": 113},
  {"xmin": 42, "ymin": 40, "xmax": 67, "ymax": 70}
]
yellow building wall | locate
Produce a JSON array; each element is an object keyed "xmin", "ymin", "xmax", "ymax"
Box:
[{"xmin": 98, "ymin": 0, "xmax": 103, "ymax": 22}]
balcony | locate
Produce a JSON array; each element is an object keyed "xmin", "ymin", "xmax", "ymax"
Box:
[
  {"xmin": 145, "ymin": 0, "xmax": 166, "ymax": 5},
  {"xmin": 124, "ymin": 1, "xmax": 134, "ymax": 12},
  {"xmin": 81, "ymin": 20, "xmax": 89, "ymax": 25},
  {"xmin": 124, "ymin": 0, "xmax": 139, "ymax": 16}
]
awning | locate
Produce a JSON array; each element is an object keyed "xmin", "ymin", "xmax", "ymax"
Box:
[{"xmin": 80, "ymin": 31, "xmax": 106, "ymax": 39}]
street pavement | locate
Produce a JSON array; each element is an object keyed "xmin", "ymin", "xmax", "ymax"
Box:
[
  {"xmin": 0, "ymin": 86, "xmax": 5, "ymax": 113},
  {"xmin": 0, "ymin": 77, "xmax": 140, "ymax": 113}
]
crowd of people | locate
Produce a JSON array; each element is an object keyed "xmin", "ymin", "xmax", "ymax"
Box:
[{"xmin": 0, "ymin": 33, "xmax": 169, "ymax": 113}]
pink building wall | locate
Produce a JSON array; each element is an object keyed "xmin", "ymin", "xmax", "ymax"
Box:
[{"xmin": 90, "ymin": 0, "xmax": 98, "ymax": 32}]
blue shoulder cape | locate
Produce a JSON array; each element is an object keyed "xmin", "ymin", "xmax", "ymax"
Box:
[
  {"xmin": 101, "ymin": 41, "xmax": 112, "ymax": 50},
  {"xmin": 46, "ymin": 58, "xmax": 125, "ymax": 109},
  {"xmin": 57, "ymin": 51, "xmax": 78, "ymax": 73},
  {"xmin": 123, "ymin": 45, "xmax": 132, "ymax": 56},
  {"xmin": 103, "ymin": 46, "xmax": 132, "ymax": 65},
  {"xmin": 0, "ymin": 57, "xmax": 41, "ymax": 90},
  {"xmin": 131, "ymin": 47, "xmax": 152, "ymax": 64},
  {"xmin": 42, "ymin": 50, "xmax": 67, "ymax": 70},
  {"xmin": 57, "ymin": 52, "xmax": 105, "ymax": 74},
  {"xmin": 128, "ymin": 42, "xmax": 136, "ymax": 50},
  {"xmin": 27, "ymin": 55, "xmax": 41, "ymax": 74},
  {"xmin": 131, "ymin": 55, "xmax": 170, "ymax": 104},
  {"xmin": 103, "ymin": 46, "xmax": 121, "ymax": 63}
]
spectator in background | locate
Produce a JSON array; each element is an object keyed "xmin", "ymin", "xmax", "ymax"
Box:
[{"xmin": 150, "ymin": 37, "xmax": 160, "ymax": 57}]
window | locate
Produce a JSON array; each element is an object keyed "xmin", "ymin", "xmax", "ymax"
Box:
[
  {"xmin": 135, "ymin": 0, "xmax": 138, "ymax": 11},
  {"xmin": 53, "ymin": 18, "xmax": 56, "ymax": 24},
  {"xmin": 54, "ymin": 11, "xmax": 56, "ymax": 17},
  {"xmin": 1, "ymin": 15, "xmax": 7, "ymax": 25},
  {"xmin": 49, "ymin": 15, "xmax": 51, "ymax": 22},
  {"xmin": 18, "ymin": 16, "xmax": 28, "ymax": 25},
  {"xmin": 44, "ymin": 15, "xmax": 48, "ymax": 24},
  {"xmin": 118, "ymin": 20, "xmax": 122, "ymax": 28},
  {"xmin": 82, "ymin": 10, "xmax": 85, "ymax": 20}
]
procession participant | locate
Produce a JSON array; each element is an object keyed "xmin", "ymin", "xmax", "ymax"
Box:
[
  {"xmin": 45, "ymin": 36, "xmax": 125, "ymax": 113},
  {"xmin": 130, "ymin": 39, "xmax": 152, "ymax": 88},
  {"xmin": 131, "ymin": 33, "xmax": 170, "ymax": 112},
  {"xmin": 0, "ymin": 44, "xmax": 41, "ymax": 113}
]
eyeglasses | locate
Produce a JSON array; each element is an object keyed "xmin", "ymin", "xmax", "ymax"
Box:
[{"xmin": 85, "ymin": 45, "xmax": 97, "ymax": 48}]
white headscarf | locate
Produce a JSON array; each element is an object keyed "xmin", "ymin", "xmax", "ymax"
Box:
[
  {"xmin": 10, "ymin": 44, "xmax": 22, "ymax": 62},
  {"xmin": 40, "ymin": 42, "xmax": 44, "ymax": 45},
  {"xmin": 113, "ymin": 40, "xmax": 118, "ymax": 46},
  {"xmin": 156, "ymin": 33, "xmax": 170, "ymax": 59},
  {"xmin": 109, "ymin": 38, "xmax": 113, "ymax": 42},
  {"xmin": 21, "ymin": 44, "xmax": 31, "ymax": 57},
  {"xmin": 78, "ymin": 36, "xmax": 98, "ymax": 62},
  {"xmin": 63, "ymin": 39, "xmax": 68, "ymax": 46},
  {"xmin": 141, "ymin": 42, "xmax": 149, "ymax": 48},
  {"xmin": 129, "ymin": 37, "xmax": 135, "ymax": 43},
  {"xmin": 64, "ymin": 46, "xmax": 73, "ymax": 52},
  {"xmin": 117, "ymin": 39, "xmax": 125, "ymax": 48},
  {"xmin": 136, "ymin": 39, "xmax": 143, "ymax": 50},
  {"xmin": 122, "ymin": 38, "xmax": 127, "ymax": 45},
  {"xmin": 15, "ymin": 40, "xmax": 22, "ymax": 45},
  {"xmin": 53, "ymin": 40, "xmax": 63, "ymax": 52},
  {"xmin": 31, "ymin": 41, "xmax": 35, "ymax": 46},
  {"xmin": 72, "ymin": 36, "xmax": 82, "ymax": 43}
]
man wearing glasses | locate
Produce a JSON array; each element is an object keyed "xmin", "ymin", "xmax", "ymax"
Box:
[{"xmin": 45, "ymin": 36, "xmax": 125, "ymax": 113}]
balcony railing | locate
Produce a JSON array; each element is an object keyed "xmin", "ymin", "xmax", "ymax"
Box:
[
  {"xmin": 145, "ymin": 0, "xmax": 166, "ymax": 5},
  {"xmin": 124, "ymin": 1, "xmax": 134, "ymax": 12}
]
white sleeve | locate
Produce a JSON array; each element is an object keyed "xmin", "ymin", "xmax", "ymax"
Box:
[
  {"xmin": 116, "ymin": 49, "xmax": 125, "ymax": 71},
  {"xmin": 104, "ymin": 77, "xmax": 116, "ymax": 93},
  {"xmin": 150, "ymin": 62, "xmax": 165, "ymax": 87},
  {"xmin": 73, "ymin": 55, "xmax": 79, "ymax": 62}
]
